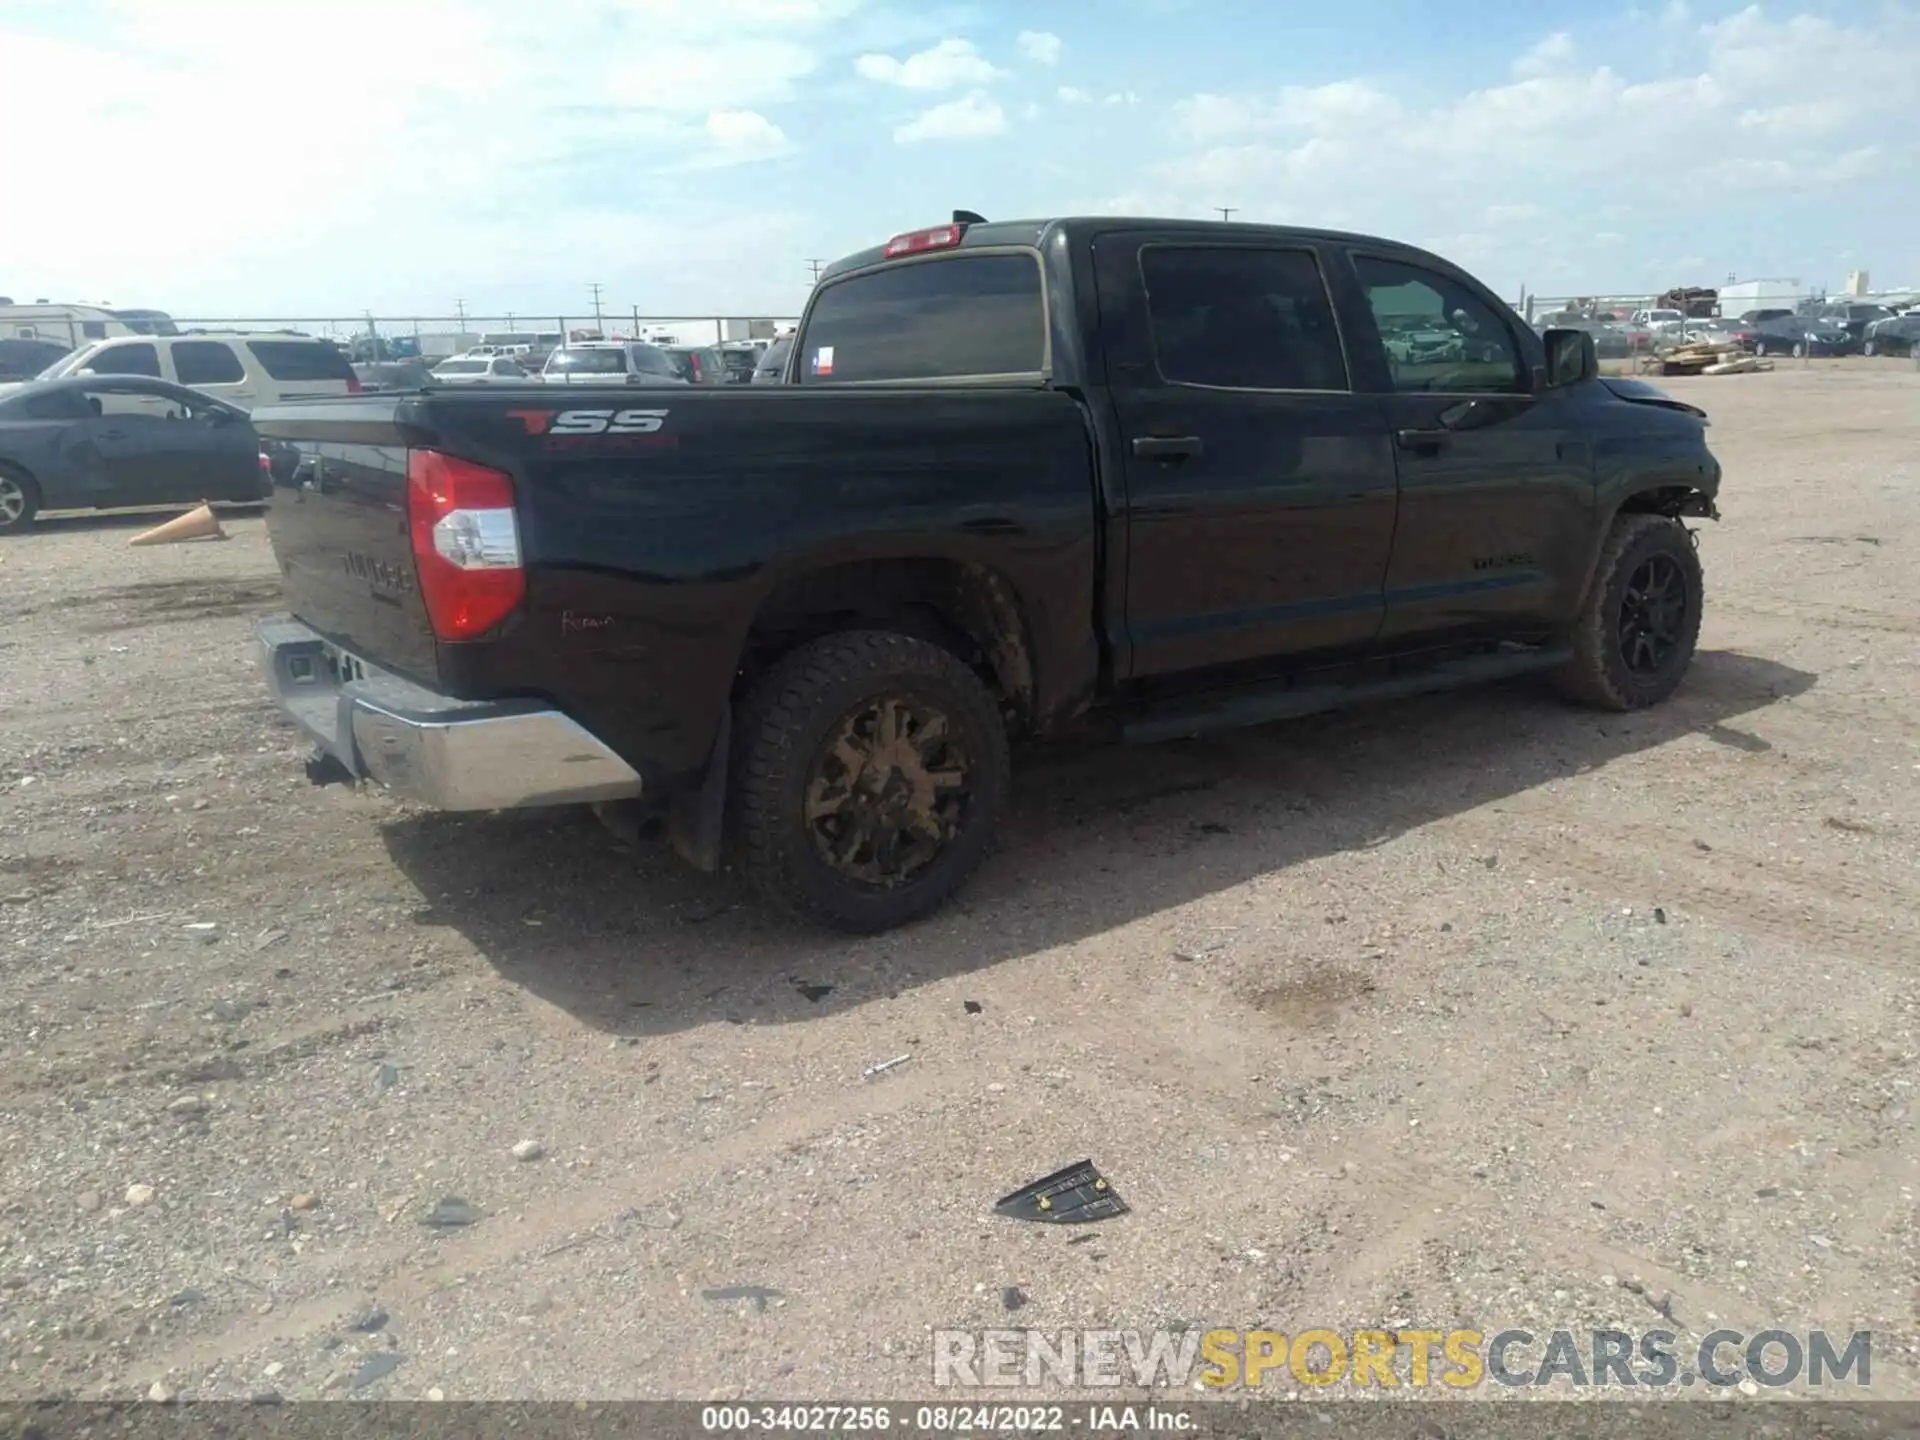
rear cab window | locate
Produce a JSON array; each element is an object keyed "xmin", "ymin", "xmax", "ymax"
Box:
[
  {"xmin": 245, "ymin": 341, "xmax": 356, "ymax": 382},
  {"xmin": 797, "ymin": 252, "xmax": 1046, "ymax": 384},
  {"xmin": 544, "ymin": 347, "xmax": 628, "ymax": 375}
]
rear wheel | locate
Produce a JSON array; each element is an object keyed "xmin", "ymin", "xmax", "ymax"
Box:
[
  {"xmin": 0, "ymin": 466, "xmax": 40, "ymax": 535},
  {"xmin": 730, "ymin": 629, "xmax": 1010, "ymax": 932},
  {"xmin": 1863, "ymin": 339, "xmax": 1878, "ymax": 357},
  {"xmin": 1754, "ymin": 340, "xmax": 1769, "ymax": 358},
  {"xmin": 1551, "ymin": 513, "xmax": 1704, "ymax": 711},
  {"xmin": 1792, "ymin": 342, "xmax": 1807, "ymax": 358}
]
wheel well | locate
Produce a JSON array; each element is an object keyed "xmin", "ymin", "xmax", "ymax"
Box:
[
  {"xmin": 738, "ymin": 559, "xmax": 1037, "ymax": 728},
  {"xmin": 1618, "ymin": 486, "xmax": 1716, "ymax": 521}
]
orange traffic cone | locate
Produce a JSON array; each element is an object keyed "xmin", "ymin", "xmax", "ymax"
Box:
[{"xmin": 129, "ymin": 503, "xmax": 226, "ymax": 547}]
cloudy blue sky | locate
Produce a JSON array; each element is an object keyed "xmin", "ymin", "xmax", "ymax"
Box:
[{"xmin": 4, "ymin": 0, "xmax": 1916, "ymax": 320}]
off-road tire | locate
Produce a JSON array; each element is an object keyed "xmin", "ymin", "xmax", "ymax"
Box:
[
  {"xmin": 0, "ymin": 465, "xmax": 40, "ymax": 535},
  {"xmin": 1551, "ymin": 512, "xmax": 1704, "ymax": 711},
  {"xmin": 730, "ymin": 629, "xmax": 1010, "ymax": 933}
]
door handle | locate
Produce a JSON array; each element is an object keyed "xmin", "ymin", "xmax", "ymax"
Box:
[
  {"xmin": 1132, "ymin": 435, "xmax": 1203, "ymax": 460},
  {"xmin": 1395, "ymin": 428, "xmax": 1449, "ymax": 453}
]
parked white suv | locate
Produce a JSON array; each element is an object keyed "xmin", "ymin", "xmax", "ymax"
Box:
[
  {"xmin": 32, "ymin": 333, "xmax": 359, "ymax": 410},
  {"xmin": 539, "ymin": 341, "xmax": 687, "ymax": 385},
  {"xmin": 1628, "ymin": 308, "xmax": 1688, "ymax": 333}
]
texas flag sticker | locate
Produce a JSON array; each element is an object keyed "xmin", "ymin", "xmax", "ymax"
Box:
[{"xmin": 811, "ymin": 345, "xmax": 834, "ymax": 376}]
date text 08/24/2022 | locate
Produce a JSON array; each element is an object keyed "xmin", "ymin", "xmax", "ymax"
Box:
[{"xmin": 700, "ymin": 1404, "xmax": 1193, "ymax": 1433}]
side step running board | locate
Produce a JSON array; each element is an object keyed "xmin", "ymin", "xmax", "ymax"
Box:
[{"xmin": 1121, "ymin": 645, "xmax": 1572, "ymax": 744}]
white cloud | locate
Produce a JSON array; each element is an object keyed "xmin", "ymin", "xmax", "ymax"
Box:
[
  {"xmin": 856, "ymin": 37, "xmax": 1003, "ymax": 90},
  {"xmin": 1484, "ymin": 202, "xmax": 1541, "ymax": 225},
  {"xmin": 1017, "ymin": 30, "xmax": 1062, "ymax": 65},
  {"xmin": 701, "ymin": 109, "xmax": 792, "ymax": 164},
  {"xmin": 893, "ymin": 90, "xmax": 1008, "ymax": 143},
  {"xmin": 1138, "ymin": 4, "xmax": 1920, "ymax": 288},
  {"xmin": 1104, "ymin": 91, "xmax": 1140, "ymax": 105},
  {"xmin": 0, "ymin": 0, "xmax": 858, "ymax": 310},
  {"xmin": 1512, "ymin": 31, "xmax": 1576, "ymax": 79},
  {"xmin": 1058, "ymin": 86, "xmax": 1093, "ymax": 104}
]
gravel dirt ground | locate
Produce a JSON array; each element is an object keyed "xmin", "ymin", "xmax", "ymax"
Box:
[{"xmin": 1, "ymin": 365, "xmax": 1915, "ymax": 1405}]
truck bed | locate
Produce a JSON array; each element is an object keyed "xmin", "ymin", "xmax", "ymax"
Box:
[{"xmin": 253, "ymin": 384, "xmax": 1100, "ymax": 784}]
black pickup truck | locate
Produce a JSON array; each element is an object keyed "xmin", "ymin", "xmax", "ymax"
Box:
[{"xmin": 253, "ymin": 214, "xmax": 1721, "ymax": 932}]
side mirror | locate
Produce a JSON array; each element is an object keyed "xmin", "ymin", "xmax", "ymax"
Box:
[{"xmin": 1543, "ymin": 328, "xmax": 1598, "ymax": 388}]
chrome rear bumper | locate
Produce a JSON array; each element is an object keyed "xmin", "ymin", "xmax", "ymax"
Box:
[{"xmin": 256, "ymin": 615, "xmax": 644, "ymax": 811}]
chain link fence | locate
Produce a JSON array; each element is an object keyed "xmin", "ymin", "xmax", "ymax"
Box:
[{"xmin": 164, "ymin": 314, "xmax": 800, "ymax": 363}]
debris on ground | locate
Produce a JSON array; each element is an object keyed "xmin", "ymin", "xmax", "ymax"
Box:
[
  {"xmin": 994, "ymin": 1160, "xmax": 1129, "ymax": 1224},
  {"xmin": 701, "ymin": 1284, "xmax": 784, "ymax": 1313},
  {"xmin": 510, "ymin": 1140, "xmax": 545, "ymax": 1162},
  {"xmin": 862, "ymin": 1054, "xmax": 911, "ymax": 1081},
  {"xmin": 349, "ymin": 1352, "xmax": 403, "ymax": 1390},
  {"xmin": 420, "ymin": 1197, "xmax": 482, "ymax": 1228}
]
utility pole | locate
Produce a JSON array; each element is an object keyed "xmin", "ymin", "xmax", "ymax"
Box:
[
  {"xmin": 805, "ymin": 258, "xmax": 826, "ymax": 285},
  {"xmin": 587, "ymin": 282, "xmax": 605, "ymax": 332},
  {"xmin": 1215, "ymin": 207, "xmax": 1237, "ymax": 222},
  {"xmin": 454, "ymin": 298, "xmax": 467, "ymax": 328}
]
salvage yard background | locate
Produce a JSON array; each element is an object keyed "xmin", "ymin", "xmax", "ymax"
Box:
[{"xmin": 0, "ymin": 365, "xmax": 1915, "ymax": 1400}]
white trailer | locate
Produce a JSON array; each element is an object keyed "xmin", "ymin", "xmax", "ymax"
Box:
[
  {"xmin": 1718, "ymin": 279, "xmax": 1806, "ymax": 317},
  {"xmin": 0, "ymin": 301, "xmax": 179, "ymax": 348}
]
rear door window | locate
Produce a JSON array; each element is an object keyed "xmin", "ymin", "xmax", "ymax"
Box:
[
  {"xmin": 245, "ymin": 341, "xmax": 356, "ymax": 382},
  {"xmin": 172, "ymin": 341, "xmax": 246, "ymax": 385},
  {"xmin": 83, "ymin": 342, "xmax": 162, "ymax": 378},
  {"xmin": 798, "ymin": 253, "xmax": 1046, "ymax": 383},
  {"xmin": 1140, "ymin": 246, "xmax": 1349, "ymax": 391}
]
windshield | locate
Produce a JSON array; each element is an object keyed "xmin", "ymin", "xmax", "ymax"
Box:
[
  {"xmin": 108, "ymin": 309, "xmax": 180, "ymax": 336},
  {"xmin": 36, "ymin": 346, "xmax": 97, "ymax": 380},
  {"xmin": 544, "ymin": 348, "xmax": 628, "ymax": 374}
]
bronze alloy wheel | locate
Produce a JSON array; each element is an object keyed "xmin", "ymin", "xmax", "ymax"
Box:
[{"xmin": 803, "ymin": 695, "xmax": 972, "ymax": 889}]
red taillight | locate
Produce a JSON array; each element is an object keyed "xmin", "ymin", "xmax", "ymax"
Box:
[
  {"xmin": 257, "ymin": 450, "xmax": 270, "ymax": 472},
  {"xmin": 346, "ymin": 376, "xmax": 364, "ymax": 393},
  {"xmin": 406, "ymin": 450, "xmax": 524, "ymax": 641},
  {"xmin": 883, "ymin": 223, "xmax": 964, "ymax": 258}
]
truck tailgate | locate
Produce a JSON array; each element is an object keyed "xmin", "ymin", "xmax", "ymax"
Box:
[{"xmin": 256, "ymin": 400, "xmax": 440, "ymax": 684}]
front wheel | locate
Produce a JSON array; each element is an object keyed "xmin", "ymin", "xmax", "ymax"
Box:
[
  {"xmin": 1754, "ymin": 341, "xmax": 1769, "ymax": 358},
  {"xmin": 1551, "ymin": 513, "xmax": 1704, "ymax": 711},
  {"xmin": 730, "ymin": 630, "xmax": 1011, "ymax": 932},
  {"xmin": 0, "ymin": 466, "xmax": 40, "ymax": 535}
]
